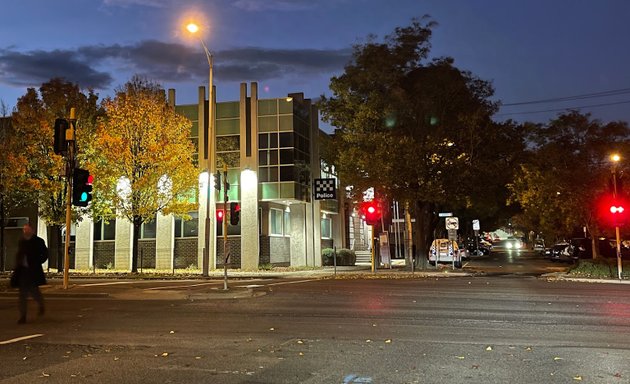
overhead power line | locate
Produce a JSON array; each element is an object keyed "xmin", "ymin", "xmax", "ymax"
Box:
[
  {"xmin": 496, "ymin": 99, "xmax": 630, "ymax": 117},
  {"xmin": 501, "ymin": 87, "xmax": 630, "ymax": 107}
]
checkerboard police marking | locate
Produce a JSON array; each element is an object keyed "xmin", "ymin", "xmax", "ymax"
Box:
[{"xmin": 314, "ymin": 178, "xmax": 337, "ymax": 200}]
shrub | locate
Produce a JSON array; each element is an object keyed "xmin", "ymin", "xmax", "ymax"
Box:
[
  {"xmin": 322, "ymin": 248, "xmax": 356, "ymax": 266},
  {"xmin": 569, "ymin": 258, "xmax": 630, "ymax": 278}
]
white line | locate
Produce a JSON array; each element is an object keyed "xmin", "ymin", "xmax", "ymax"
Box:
[
  {"xmin": 145, "ymin": 282, "xmax": 222, "ymax": 290},
  {"xmin": 76, "ymin": 281, "xmax": 135, "ymax": 287},
  {"xmin": 265, "ymin": 279, "xmax": 317, "ymax": 287},
  {"xmin": 0, "ymin": 334, "xmax": 44, "ymax": 345}
]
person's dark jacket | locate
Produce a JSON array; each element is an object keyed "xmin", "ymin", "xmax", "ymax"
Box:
[{"xmin": 14, "ymin": 236, "xmax": 48, "ymax": 286}]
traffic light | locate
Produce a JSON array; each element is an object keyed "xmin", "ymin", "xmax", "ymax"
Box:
[
  {"xmin": 216, "ymin": 209, "xmax": 224, "ymax": 224},
  {"xmin": 72, "ymin": 168, "xmax": 93, "ymax": 207},
  {"xmin": 230, "ymin": 202, "xmax": 240, "ymax": 225},
  {"xmin": 53, "ymin": 118, "xmax": 69, "ymax": 155},
  {"xmin": 610, "ymin": 201, "xmax": 627, "ymax": 226},
  {"xmin": 361, "ymin": 201, "xmax": 381, "ymax": 226},
  {"xmin": 214, "ymin": 172, "xmax": 221, "ymax": 190}
]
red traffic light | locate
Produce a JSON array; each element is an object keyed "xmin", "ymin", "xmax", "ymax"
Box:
[
  {"xmin": 361, "ymin": 201, "xmax": 381, "ymax": 226},
  {"xmin": 610, "ymin": 205, "xmax": 625, "ymax": 214},
  {"xmin": 217, "ymin": 209, "xmax": 224, "ymax": 222}
]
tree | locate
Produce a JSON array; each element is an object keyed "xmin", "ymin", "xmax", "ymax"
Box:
[
  {"xmin": 509, "ymin": 111, "xmax": 630, "ymax": 256},
  {"xmin": 11, "ymin": 79, "xmax": 102, "ymax": 271},
  {"xmin": 319, "ymin": 16, "xmax": 525, "ymax": 268},
  {"xmin": 93, "ymin": 76, "xmax": 198, "ymax": 273}
]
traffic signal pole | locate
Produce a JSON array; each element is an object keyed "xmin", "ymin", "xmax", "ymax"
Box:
[
  {"xmin": 222, "ymin": 163, "xmax": 229, "ymax": 290},
  {"xmin": 613, "ymin": 169, "xmax": 623, "ymax": 280},
  {"xmin": 63, "ymin": 108, "xmax": 76, "ymax": 289}
]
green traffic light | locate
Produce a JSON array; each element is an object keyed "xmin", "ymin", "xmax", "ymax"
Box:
[{"xmin": 80, "ymin": 192, "xmax": 88, "ymax": 202}]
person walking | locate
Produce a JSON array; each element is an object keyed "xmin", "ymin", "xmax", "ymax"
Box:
[{"xmin": 13, "ymin": 222, "xmax": 48, "ymax": 324}]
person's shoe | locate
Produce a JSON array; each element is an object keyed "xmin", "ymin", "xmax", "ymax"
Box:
[{"xmin": 17, "ymin": 317, "xmax": 26, "ymax": 324}]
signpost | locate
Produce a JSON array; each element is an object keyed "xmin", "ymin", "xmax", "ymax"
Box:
[{"xmin": 313, "ymin": 178, "xmax": 337, "ymax": 200}]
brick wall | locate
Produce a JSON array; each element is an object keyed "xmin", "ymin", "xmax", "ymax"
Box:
[
  {"xmin": 136, "ymin": 240, "xmax": 156, "ymax": 269},
  {"xmin": 94, "ymin": 241, "xmax": 115, "ymax": 269},
  {"xmin": 216, "ymin": 237, "xmax": 241, "ymax": 268},
  {"xmin": 174, "ymin": 238, "xmax": 197, "ymax": 268}
]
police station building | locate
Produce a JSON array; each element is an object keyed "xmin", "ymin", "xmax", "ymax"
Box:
[{"xmin": 35, "ymin": 83, "xmax": 346, "ymax": 272}]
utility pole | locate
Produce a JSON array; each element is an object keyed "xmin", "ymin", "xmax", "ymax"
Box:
[
  {"xmin": 63, "ymin": 108, "xmax": 76, "ymax": 289},
  {"xmin": 222, "ymin": 163, "xmax": 229, "ymax": 290}
]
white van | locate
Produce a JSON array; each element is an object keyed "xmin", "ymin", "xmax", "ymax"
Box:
[{"xmin": 429, "ymin": 239, "xmax": 462, "ymax": 268}]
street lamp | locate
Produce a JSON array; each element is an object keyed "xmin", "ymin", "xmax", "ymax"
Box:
[
  {"xmin": 611, "ymin": 153, "xmax": 623, "ymax": 280},
  {"xmin": 187, "ymin": 21, "xmax": 215, "ymax": 277}
]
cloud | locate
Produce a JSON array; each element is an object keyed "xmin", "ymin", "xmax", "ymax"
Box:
[
  {"xmin": 0, "ymin": 41, "xmax": 351, "ymax": 90},
  {"xmin": 101, "ymin": 0, "xmax": 172, "ymax": 8},
  {"xmin": 231, "ymin": 0, "xmax": 317, "ymax": 12}
]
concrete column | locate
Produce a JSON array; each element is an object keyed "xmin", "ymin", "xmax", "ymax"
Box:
[
  {"xmin": 289, "ymin": 204, "xmax": 306, "ymax": 266},
  {"xmin": 75, "ymin": 216, "xmax": 93, "ymax": 270},
  {"xmin": 155, "ymin": 213, "xmax": 174, "ymax": 270},
  {"xmin": 240, "ymin": 82, "xmax": 260, "ymax": 270},
  {"xmin": 115, "ymin": 217, "xmax": 133, "ymax": 271}
]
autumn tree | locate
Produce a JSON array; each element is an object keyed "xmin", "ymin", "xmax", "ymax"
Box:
[
  {"xmin": 509, "ymin": 111, "xmax": 630, "ymax": 257},
  {"xmin": 319, "ymin": 17, "xmax": 525, "ymax": 268},
  {"xmin": 11, "ymin": 79, "xmax": 102, "ymax": 270},
  {"xmin": 93, "ymin": 76, "xmax": 198, "ymax": 273}
]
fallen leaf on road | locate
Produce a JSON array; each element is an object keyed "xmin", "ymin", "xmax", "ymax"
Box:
[
  {"xmin": 486, "ymin": 346, "xmax": 493, "ymax": 351},
  {"xmin": 525, "ymin": 347, "xmax": 532, "ymax": 351},
  {"xmin": 22, "ymin": 357, "xmax": 27, "ymax": 361},
  {"xmin": 195, "ymin": 356, "xmax": 202, "ymax": 359},
  {"xmin": 472, "ymin": 365, "xmax": 479, "ymax": 369},
  {"xmin": 161, "ymin": 352, "xmax": 169, "ymax": 357},
  {"xmin": 614, "ymin": 373, "xmax": 622, "ymax": 378},
  {"xmin": 41, "ymin": 372, "xmax": 50, "ymax": 377},
  {"xmin": 169, "ymin": 331, "xmax": 175, "ymax": 334},
  {"xmin": 385, "ymin": 339, "xmax": 392, "ymax": 343},
  {"xmin": 366, "ymin": 339, "xmax": 372, "ymax": 343},
  {"xmin": 553, "ymin": 357, "xmax": 563, "ymax": 361},
  {"xmin": 297, "ymin": 340, "xmax": 303, "ymax": 344},
  {"xmin": 456, "ymin": 356, "xmax": 465, "ymax": 360},
  {"xmin": 114, "ymin": 357, "xmax": 119, "ymax": 361},
  {"xmin": 269, "ymin": 328, "xmax": 275, "ymax": 331},
  {"xmin": 573, "ymin": 376, "xmax": 583, "ymax": 381},
  {"xmin": 299, "ymin": 352, "xmax": 304, "ymax": 356}
]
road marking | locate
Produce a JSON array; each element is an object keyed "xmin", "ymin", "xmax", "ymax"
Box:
[
  {"xmin": 145, "ymin": 282, "xmax": 223, "ymax": 290},
  {"xmin": 265, "ymin": 279, "xmax": 317, "ymax": 287},
  {"xmin": 0, "ymin": 334, "xmax": 44, "ymax": 345},
  {"xmin": 77, "ymin": 281, "xmax": 135, "ymax": 287}
]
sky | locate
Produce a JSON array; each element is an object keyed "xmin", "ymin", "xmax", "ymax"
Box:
[{"xmin": 2, "ymin": 0, "xmax": 630, "ymax": 131}]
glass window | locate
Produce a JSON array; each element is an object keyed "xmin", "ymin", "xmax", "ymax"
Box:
[
  {"xmin": 94, "ymin": 218, "xmax": 116, "ymax": 241},
  {"xmin": 259, "ymin": 150, "xmax": 268, "ymax": 166},
  {"xmin": 216, "ymin": 119, "xmax": 240, "ymax": 135},
  {"xmin": 258, "ymin": 167, "xmax": 268, "ymax": 182},
  {"xmin": 279, "ymin": 99, "xmax": 293, "ymax": 114},
  {"xmin": 269, "ymin": 132, "xmax": 278, "ymax": 148},
  {"xmin": 269, "ymin": 167, "xmax": 279, "ymax": 182},
  {"xmin": 270, "ymin": 208, "xmax": 283, "ymax": 236},
  {"xmin": 258, "ymin": 99, "xmax": 277, "ymax": 116},
  {"xmin": 279, "ymin": 132, "xmax": 293, "ymax": 147},
  {"xmin": 283, "ymin": 210, "xmax": 290, "ymax": 236},
  {"xmin": 279, "ymin": 115, "xmax": 293, "ymax": 131},
  {"xmin": 259, "ymin": 133, "xmax": 268, "ymax": 149},
  {"xmin": 269, "ymin": 150, "xmax": 278, "ymax": 165},
  {"xmin": 258, "ymin": 116, "xmax": 277, "ymax": 132},
  {"xmin": 279, "ymin": 149, "xmax": 293, "ymax": 165},
  {"xmin": 141, "ymin": 219, "xmax": 156, "ymax": 239},
  {"xmin": 321, "ymin": 217, "xmax": 332, "ymax": 239},
  {"xmin": 216, "ymin": 102, "xmax": 240, "ymax": 119},
  {"xmin": 280, "ymin": 166, "xmax": 294, "ymax": 181},
  {"xmin": 175, "ymin": 212, "xmax": 198, "ymax": 238}
]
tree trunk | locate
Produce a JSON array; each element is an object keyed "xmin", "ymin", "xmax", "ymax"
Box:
[
  {"xmin": 131, "ymin": 216, "xmax": 141, "ymax": 273},
  {"xmin": 412, "ymin": 200, "xmax": 439, "ymax": 270},
  {"xmin": 404, "ymin": 201, "xmax": 414, "ymax": 270},
  {"xmin": 48, "ymin": 224, "xmax": 63, "ymax": 273}
]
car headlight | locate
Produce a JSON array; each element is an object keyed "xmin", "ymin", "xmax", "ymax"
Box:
[{"xmin": 506, "ymin": 242, "xmax": 513, "ymax": 249}]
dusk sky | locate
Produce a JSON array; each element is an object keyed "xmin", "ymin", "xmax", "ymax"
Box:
[{"xmin": 2, "ymin": 0, "xmax": 630, "ymax": 131}]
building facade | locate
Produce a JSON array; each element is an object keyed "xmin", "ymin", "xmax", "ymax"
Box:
[{"xmin": 49, "ymin": 83, "xmax": 346, "ymax": 272}]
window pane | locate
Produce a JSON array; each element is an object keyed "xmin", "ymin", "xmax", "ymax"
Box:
[
  {"xmin": 280, "ymin": 166, "xmax": 294, "ymax": 181},
  {"xmin": 258, "ymin": 167, "xmax": 268, "ymax": 182},
  {"xmin": 94, "ymin": 219, "xmax": 103, "ymax": 241},
  {"xmin": 258, "ymin": 99, "xmax": 277, "ymax": 116},
  {"xmin": 269, "ymin": 150, "xmax": 278, "ymax": 165},
  {"xmin": 142, "ymin": 220, "xmax": 156, "ymax": 239},
  {"xmin": 269, "ymin": 167, "xmax": 279, "ymax": 182},
  {"xmin": 216, "ymin": 119, "xmax": 240, "ymax": 135},
  {"xmin": 280, "ymin": 149, "xmax": 293, "ymax": 165},
  {"xmin": 279, "ymin": 99, "xmax": 293, "ymax": 114},
  {"xmin": 259, "ymin": 133, "xmax": 268, "ymax": 149},
  {"xmin": 183, "ymin": 212, "xmax": 198, "ymax": 237},
  {"xmin": 270, "ymin": 209, "xmax": 283, "ymax": 235},
  {"xmin": 283, "ymin": 210, "xmax": 290, "ymax": 236},
  {"xmin": 175, "ymin": 218, "xmax": 182, "ymax": 237},
  {"xmin": 103, "ymin": 219, "xmax": 116, "ymax": 240},
  {"xmin": 279, "ymin": 115, "xmax": 293, "ymax": 131},
  {"xmin": 269, "ymin": 133, "xmax": 278, "ymax": 148},
  {"xmin": 279, "ymin": 132, "xmax": 293, "ymax": 147},
  {"xmin": 258, "ymin": 116, "xmax": 277, "ymax": 132},
  {"xmin": 321, "ymin": 218, "xmax": 332, "ymax": 239},
  {"xmin": 259, "ymin": 150, "xmax": 268, "ymax": 166},
  {"xmin": 217, "ymin": 101, "xmax": 240, "ymax": 119}
]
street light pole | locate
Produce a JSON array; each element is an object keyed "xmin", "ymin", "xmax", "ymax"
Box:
[
  {"xmin": 612, "ymin": 154, "xmax": 623, "ymax": 280},
  {"xmin": 187, "ymin": 23, "xmax": 215, "ymax": 277}
]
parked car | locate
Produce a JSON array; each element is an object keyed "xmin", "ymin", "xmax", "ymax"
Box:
[
  {"xmin": 429, "ymin": 239, "xmax": 462, "ymax": 268},
  {"xmin": 570, "ymin": 238, "xmax": 592, "ymax": 260},
  {"xmin": 549, "ymin": 242, "xmax": 573, "ymax": 262},
  {"xmin": 533, "ymin": 239, "xmax": 546, "ymax": 252},
  {"xmin": 465, "ymin": 238, "xmax": 491, "ymax": 256}
]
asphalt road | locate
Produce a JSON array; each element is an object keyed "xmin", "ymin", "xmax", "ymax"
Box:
[{"xmin": 0, "ymin": 251, "xmax": 628, "ymax": 384}]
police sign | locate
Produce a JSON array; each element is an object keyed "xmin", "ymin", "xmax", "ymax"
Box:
[{"xmin": 313, "ymin": 178, "xmax": 337, "ymax": 200}]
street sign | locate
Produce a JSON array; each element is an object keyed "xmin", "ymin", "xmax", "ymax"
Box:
[
  {"xmin": 438, "ymin": 212, "xmax": 453, "ymax": 217},
  {"xmin": 445, "ymin": 217, "xmax": 459, "ymax": 230},
  {"xmin": 313, "ymin": 178, "xmax": 337, "ymax": 200},
  {"xmin": 472, "ymin": 219, "xmax": 480, "ymax": 231}
]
